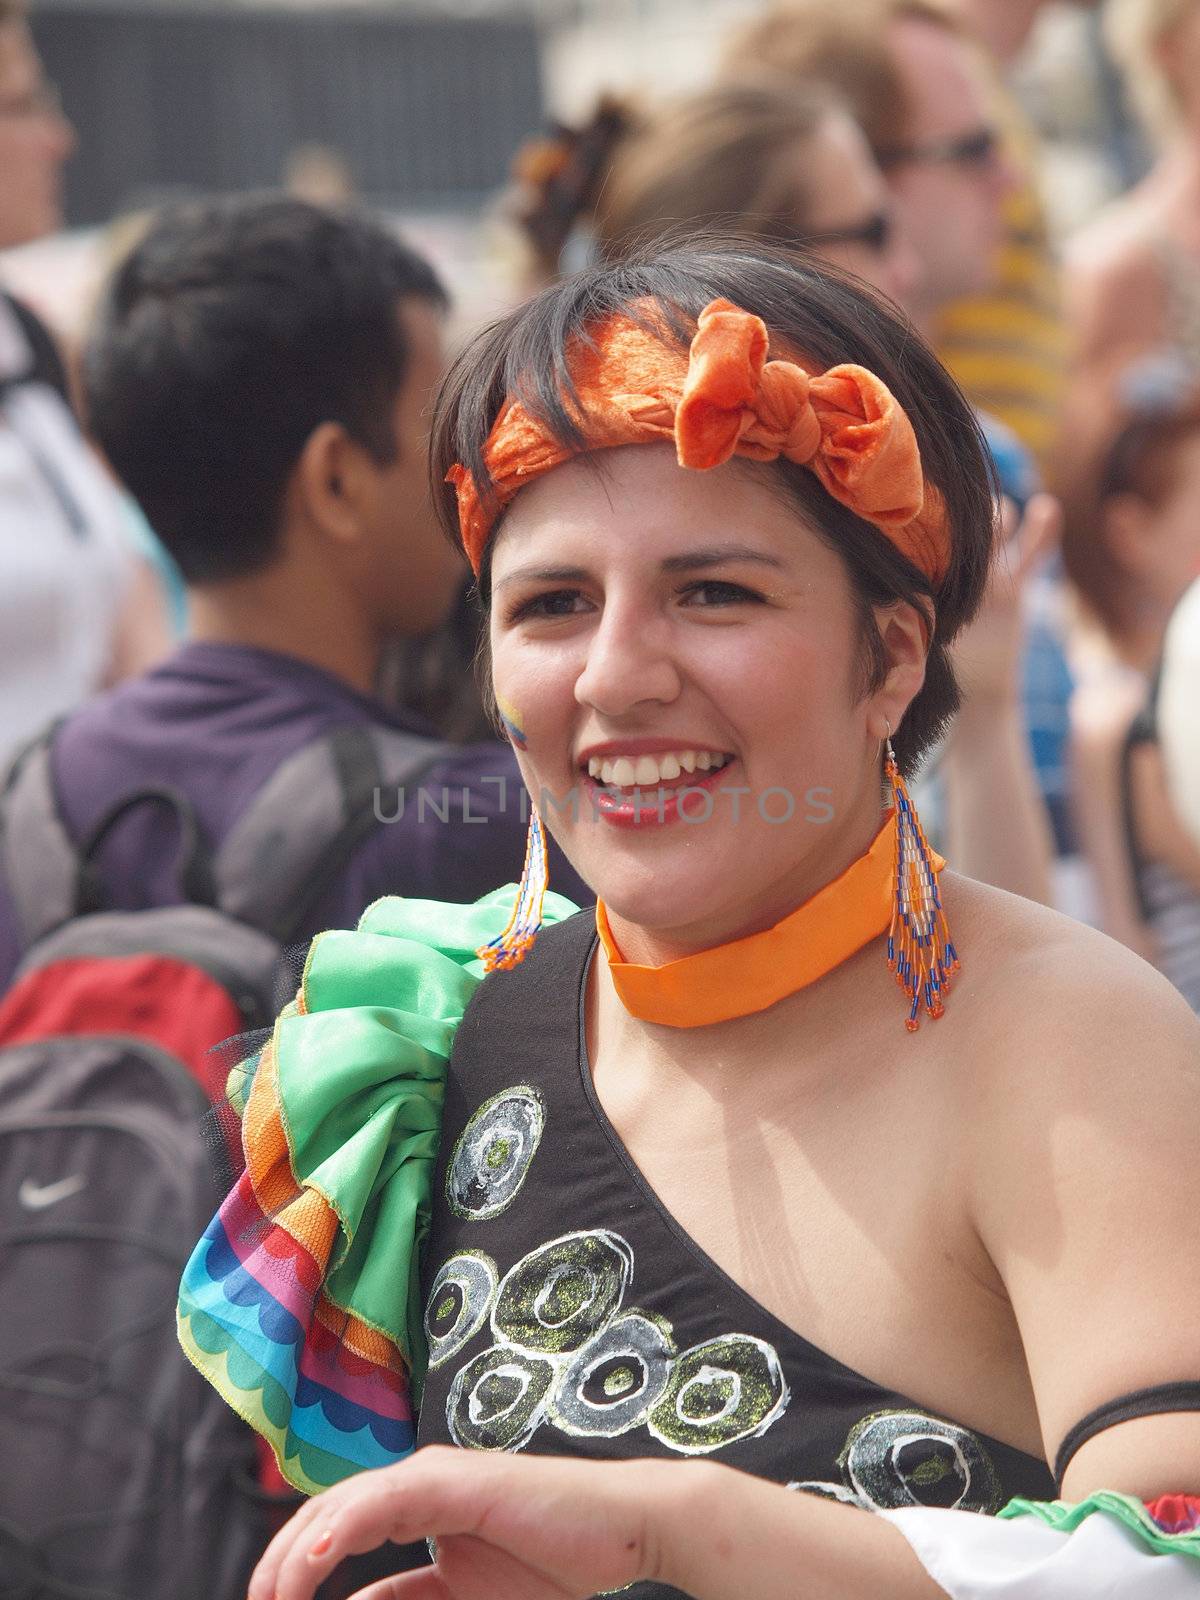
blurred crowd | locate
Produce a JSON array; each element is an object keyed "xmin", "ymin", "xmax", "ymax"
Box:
[
  {"xmin": 5, "ymin": 0, "xmax": 1195, "ymax": 998},
  {"xmin": 1, "ymin": 0, "xmax": 1199, "ymax": 1589}
]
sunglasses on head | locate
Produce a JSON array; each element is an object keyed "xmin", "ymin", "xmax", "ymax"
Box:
[
  {"xmin": 876, "ymin": 126, "xmax": 999, "ymax": 171},
  {"xmin": 798, "ymin": 209, "xmax": 892, "ymax": 254}
]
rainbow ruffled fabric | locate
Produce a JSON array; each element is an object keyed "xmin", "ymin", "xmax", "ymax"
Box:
[
  {"xmin": 1000, "ymin": 1492, "xmax": 1200, "ymax": 1558},
  {"xmin": 177, "ymin": 888, "xmax": 578, "ymax": 1495}
]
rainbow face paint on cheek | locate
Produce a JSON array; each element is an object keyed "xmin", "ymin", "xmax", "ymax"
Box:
[{"xmin": 496, "ymin": 695, "xmax": 529, "ymax": 750}]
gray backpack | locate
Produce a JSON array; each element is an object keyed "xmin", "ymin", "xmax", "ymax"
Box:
[{"xmin": 0, "ymin": 723, "xmax": 446, "ymax": 1599}]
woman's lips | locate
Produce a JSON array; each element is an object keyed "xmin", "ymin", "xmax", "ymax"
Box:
[{"xmin": 582, "ymin": 759, "xmax": 737, "ymax": 829}]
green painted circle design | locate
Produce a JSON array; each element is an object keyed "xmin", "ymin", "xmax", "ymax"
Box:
[
  {"xmin": 550, "ymin": 1311, "xmax": 675, "ymax": 1438},
  {"xmin": 446, "ymin": 1086, "xmax": 545, "ymax": 1220},
  {"xmin": 424, "ymin": 1252, "xmax": 498, "ymax": 1369},
  {"xmin": 492, "ymin": 1229, "xmax": 633, "ymax": 1354},
  {"xmin": 446, "ymin": 1344, "xmax": 557, "ymax": 1452},
  {"xmin": 647, "ymin": 1334, "xmax": 788, "ymax": 1455},
  {"xmin": 840, "ymin": 1411, "xmax": 1002, "ymax": 1513}
]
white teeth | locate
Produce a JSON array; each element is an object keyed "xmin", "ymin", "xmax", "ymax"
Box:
[{"xmin": 589, "ymin": 750, "xmax": 729, "ymax": 787}]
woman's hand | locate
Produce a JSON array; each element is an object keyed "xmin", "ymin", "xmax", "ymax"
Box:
[
  {"xmin": 248, "ymin": 1448, "xmax": 943, "ymax": 1600},
  {"xmin": 248, "ymin": 1446, "xmax": 681, "ymax": 1600}
]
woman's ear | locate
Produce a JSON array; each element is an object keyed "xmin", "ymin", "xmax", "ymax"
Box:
[{"xmin": 866, "ymin": 598, "xmax": 929, "ymax": 740}]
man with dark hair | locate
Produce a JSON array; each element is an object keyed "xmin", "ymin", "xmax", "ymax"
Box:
[{"xmin": 0, "ymin": 194, "xmax": 575, "ymax": 988}]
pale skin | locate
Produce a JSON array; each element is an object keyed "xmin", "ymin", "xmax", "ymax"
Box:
[{"xmin": 253, "ymin": 447, "xmax": 1200, "ymax": 1599}]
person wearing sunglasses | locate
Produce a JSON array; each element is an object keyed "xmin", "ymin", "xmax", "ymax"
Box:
[
  {"xmin": 725, "ymin": 2, "xmax": 1019, "ymax": 344},
  {"xmin": 509, "ymin": 78, "xmax": 921, "ymax": 309}
]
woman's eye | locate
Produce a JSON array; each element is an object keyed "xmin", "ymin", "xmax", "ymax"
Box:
[
  {"xmin": 507, "ymin": 589, "xmax": 588, "ymax": 622},
  {"xmin": 679, "ymin": 580, "xmax": 766, "ymax": 607}
]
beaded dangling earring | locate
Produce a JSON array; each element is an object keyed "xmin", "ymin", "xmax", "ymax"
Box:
[
  {"xmin": 884, "ymin": 730, "xmax": 959, "ymax": 1031},
  {"xmin": 477, "ymin": 804, "xmax": 549, "ymax": 972}
]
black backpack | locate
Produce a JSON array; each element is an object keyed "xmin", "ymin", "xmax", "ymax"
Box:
[{"xmin": 0, "ymin": 722, "xmax": 446, "ymax": 1599}]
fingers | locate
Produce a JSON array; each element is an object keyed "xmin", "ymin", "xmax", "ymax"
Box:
[
  {"xmin": 249, "ymin": 1484, "xmax": 339, "ymax": 1600},
  {"xmin": 261, "ymin": 1450, "xmax": 492, "ymax": 1600},
  {"xmin": 1010, "ymin": 491, "xmax": 1061, "ymax": 584},
  {"xmin": 348, "ymin": 1572, "xmax": 453, "ymax": 1600}
]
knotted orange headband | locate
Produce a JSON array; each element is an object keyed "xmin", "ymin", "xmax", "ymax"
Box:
[{"xmin": 448, "ymin": 297, "xmax": 950, "ymax": 583}]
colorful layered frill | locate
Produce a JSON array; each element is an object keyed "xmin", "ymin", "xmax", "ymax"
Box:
[
  {"xmin": 177, "ymin": 888, "xmax": 578, "ymax": 1495},
  {"xmin": 884, "ymin": 1492, "xmax": 1200, "ymax": 1597},
  {"xmin": 1000, "ymin": 1491, "xmax": 1200, "ymax": 1557}
]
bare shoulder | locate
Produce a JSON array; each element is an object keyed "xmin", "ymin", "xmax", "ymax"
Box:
[{"xmin": 940, "ymin": 871, "xmax": 1200, "ymax": 1105}]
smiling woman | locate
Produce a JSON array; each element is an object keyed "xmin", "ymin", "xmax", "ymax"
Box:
[{"xmin": 179, "ymin": 242, "xmax": 1200, "ymax": 1600}]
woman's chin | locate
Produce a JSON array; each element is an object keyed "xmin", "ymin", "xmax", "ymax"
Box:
[{"xmin": 587, "ymin": 866, "xmax": 757, "ymax": 950}]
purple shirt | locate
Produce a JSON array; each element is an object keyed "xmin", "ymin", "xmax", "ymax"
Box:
[{"xmin": 0, "ymin": 642, "xmax": 588, "ymax": 987}]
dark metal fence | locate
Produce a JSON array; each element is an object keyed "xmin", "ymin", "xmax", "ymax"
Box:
[{"xmin": 29, "ymin": 3, "xmax": 545, "ymax": 225}]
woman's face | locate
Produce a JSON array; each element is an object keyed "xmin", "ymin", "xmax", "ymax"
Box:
[
  {"xmin": 488, "ymin": 443, "xmax": 922, "ymax": 952},
  {"xmin": 799, "ymin": 109, "xmax": 922, "ymax": 310},
  {"xmin": 1139, "ymin": 428, "xmax": 1200, "ymax": 608},
  {"xmin": 1124, "ymin": 426, "xmax": 1200, "ymax": 610}
]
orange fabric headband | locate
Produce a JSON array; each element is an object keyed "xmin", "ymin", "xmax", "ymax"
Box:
[{"xmin": 448, "ymin": 297, "xmax": 950, "ymax": 584}]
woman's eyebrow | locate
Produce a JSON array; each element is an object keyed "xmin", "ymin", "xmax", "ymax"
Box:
[
  {"xmin": 660, "ymin": 545, "xmax": 786, "ymax": 573},
  {"xmin": 493, "ymin": 563, "xmax": 590, "ymax": 594},
  {"xmin": 493, "ymin": 545, "xmax": 786, "ymax": 593}
]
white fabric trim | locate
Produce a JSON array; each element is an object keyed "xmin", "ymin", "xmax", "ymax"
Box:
[
  {"xmin": 1160, "ymin": 577, "xmax": 1200, "ymax": 852},
  {"xmin": 881, "ymin": 1506, "xmax": 1200, "ymax": 1598},
  {"xmin": 0, "ymin": 298, "xmax": 132, "ymax": 764}
]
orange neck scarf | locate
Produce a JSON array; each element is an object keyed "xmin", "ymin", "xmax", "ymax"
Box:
[
  {"xmin": 595, "ymin": 810, "xmax": 943, "ymax": 1028},
  {"xmin": 448, "ymin": 297, "xmax": 949, "ymax": 584}
]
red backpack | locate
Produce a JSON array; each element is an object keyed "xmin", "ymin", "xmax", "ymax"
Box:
[{"xmin": 0, "ymin": 722, "xmax": 445, "ymax": 1599}]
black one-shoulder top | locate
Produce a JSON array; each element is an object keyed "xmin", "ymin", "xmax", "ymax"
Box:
[{"xmin": 416, "ymin": 912, "xmax": 1055, "ymax": 1598}]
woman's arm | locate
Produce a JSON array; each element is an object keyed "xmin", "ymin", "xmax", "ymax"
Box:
[
  {"xmin": 250, "ymin": 1450, "xmax": 942, "ymax": 1600},
  {"xmin": 941, "ymin": 496, "xmax": 1057, "ymax": 907},
  {"xmin": 249, "ymin": 918, "xmax": 1200, "ymax": 1600}
]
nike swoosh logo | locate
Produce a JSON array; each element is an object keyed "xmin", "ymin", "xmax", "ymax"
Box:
[{"xmin": 18, "ymin": 1174, "xmax": 87, "ymax": 1210}]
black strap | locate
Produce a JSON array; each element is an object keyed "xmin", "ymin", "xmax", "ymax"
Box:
[
  {"xmin": 1118, "ymin": 652, "xmax": 1168, "ymax": 925},
  {"xmin": 74, "ymin": 786, "xmax": 217, "ymax": 914},
  {"xmin": 0, "ymin": 292, "xmax": 70, "ymax": 403},
  {"xmin": 1054, "ymin": 1381, "xmax": 1200, "ymax": 1486},
  {"xmin": 1, "ymin": 720, "xmax": 450, "ymax": 952},
  {"xmin": 269, "ymin": 724, "xmax": 452, "ymax": 946},
  {"xmin": 1119, "ymin": 713, "xmax": 1158, "ymax": 924},
  {"xmin": 212, "ymin": 723, "xmax": 451, "ymax": 945},
  {"xmin": 0, "ymin": 725, "xmax": 86, "ymax": 951}
]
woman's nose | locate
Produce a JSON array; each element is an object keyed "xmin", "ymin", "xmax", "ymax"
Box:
[{"xmin": 573, "ymin": 610, "xmax": 682, "ymax": 717}]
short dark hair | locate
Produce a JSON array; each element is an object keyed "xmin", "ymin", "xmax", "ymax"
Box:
[
  {"xmin": 84, "ymin": 194, "xmax": 448, "ymax": 583},
  {"xmin": 430, "ymin": 239, "xmax": 994, "ymax": 776}
]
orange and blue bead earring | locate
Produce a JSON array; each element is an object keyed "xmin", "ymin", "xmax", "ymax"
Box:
[
  {"xmin": 478, "ymin": 803, "xmax": 549, "ymax": 972},
  {"xmin": 477, "ymin": 696, "xmax": 549, "ymax": 972},
  {"xmin": 884, "ymin": 725, "xmax": 958, "ymax": 1030}
]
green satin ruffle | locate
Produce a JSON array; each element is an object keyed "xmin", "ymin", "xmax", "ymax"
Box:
[
  {"xmin": 271, "ymin": 887, "xmax": 578, "ymax": 1383},
  {"xmin": 999, "ymin": 1493, "xmax": 1200, "ymax": 1561}
]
